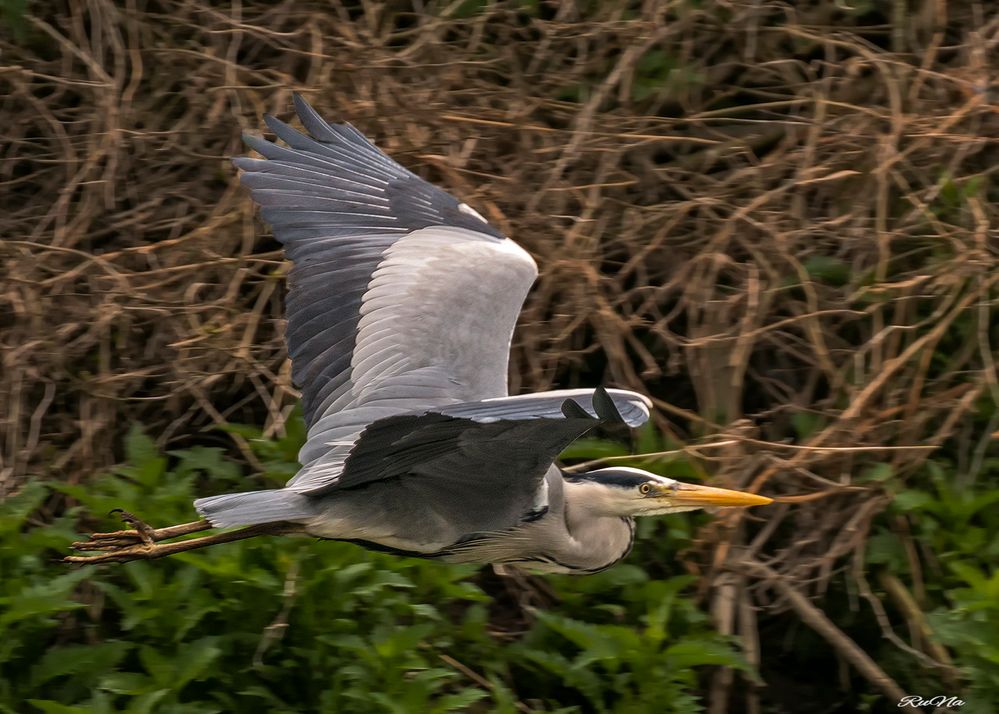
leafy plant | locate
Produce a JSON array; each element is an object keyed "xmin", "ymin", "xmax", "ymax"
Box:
[
  {"xmin": 1, "ymin": 419, "xmax": 746, "ymax": 713},
  {"xmin": 865, "ymin": 453, "xmax": 999, "ymax": 712},
  {"xmin": 518, "ymin": 575, "xmax": 749, "ymax": 712}
]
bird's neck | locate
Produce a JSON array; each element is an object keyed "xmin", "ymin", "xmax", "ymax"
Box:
[{"xmin": 555, "ymin": 496, "xmax": 636, "ymax": 574}]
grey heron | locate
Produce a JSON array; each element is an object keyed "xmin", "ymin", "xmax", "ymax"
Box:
[{"xmin": 68, "ymin": 95, "xmax": 771, "ymax": 573}]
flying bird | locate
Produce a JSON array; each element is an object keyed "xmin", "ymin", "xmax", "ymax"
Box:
[{"xmin": 68, "ymin": 95, "xmax": 771, "ymax": 573}]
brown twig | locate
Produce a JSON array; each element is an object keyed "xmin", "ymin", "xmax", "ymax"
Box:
[{"xmin": 739, "ymin": 560, "xmax": 907, "ymax": 703}]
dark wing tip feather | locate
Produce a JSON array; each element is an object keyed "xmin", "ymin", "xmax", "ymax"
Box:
[
  {"xmin": 241, "ymin": 132, "xmax": 273, "ymax": 157},
  {"xmin": 293, "ymin": 93, "xmax": 334, "ymax": 137},
  {"xmin": 292, "ymin": 93, "xmax": 325, "ymax": 127},
  {"xmin": 263, "ymin": 113, "xmax": 287, "ymax": 135},
  {"xmin": 592, "ymin": 386, "xmax": 626, "ymax": 424},
  {"xmin": 561, "ymin": 398, "xmax": 594, "ymax": 421},
  {"xmin": 561, "ymin": 387, "xmax": 631, "ymax": 425}
]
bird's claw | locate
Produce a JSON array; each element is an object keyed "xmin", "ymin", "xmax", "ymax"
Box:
[
  {"xmin": 65, "ymin": 517, "xmax": 214, "ymax": 564},
  {"xmin": 68, "ymin": 511, "xmax": 158, "ymax": 562},
  {"xmin": 67, "ymin": 510, "xmax": 156, "ymax": 552},
  {"xmin": 107, "ymin": 508, "xmax": 156, "ymax": 546}
]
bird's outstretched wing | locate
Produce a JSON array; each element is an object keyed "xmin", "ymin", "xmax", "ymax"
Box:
[
  {"xmin": 194, "ymin": 388, "xmax": 651, "ymax": 529},
  {"xmin": 442, "ymin": 387, "xmax": 651, "ymax": 426},
  {"xmin": 291, "ymin": 387, "xmax": 650, "ymax": 493},
  {"xmin": 317, "ymin": 388, "xmax": 649, "ymax": 535},
  {"xmin": 235, "ymin": 95, "xmax": 538, "ymax": 446}
]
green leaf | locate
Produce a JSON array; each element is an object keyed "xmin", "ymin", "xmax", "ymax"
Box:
[
  {"xmin": 123, "ymin": 690, "xmax": 171, "ymax": 714},
  {"xmin": 803, "ymin": 256, "xmax": 851, "ymax": 286},
  {"xmin": 30, "ymin": 642, "xmax": 132, "ymax": 687},
  {"xmin": 98, "ymin": 672, "xmax": 154, "ymax": 695},
  {"xmin": 124, "ymin": 424, "xmax": 158, "ymax": 469},
  {"xmin": 891, "ymin": 490, "xmax": 933, "ymax": 511},
  {"xmin": 0, "ymin": 481, "xmax": 49, "ymax": 533},
  {"xmin": 559, "ymin": 438, "xmax": 630, "ymax": 461},
  {"xmin": 664, "ymin": 639, "xmax": 748, "ymax": 671},
  {"xmin": 26, "ymin": 702, "xmax": 92, "ymax": 714},
  {"xmin": 170, "ymin": 447, "xmax": 240, "ymax": 484},
  {"xmin": 432, "ymin": 687, "xmax": 488, "ymax": 713},
  {"xmin": 174, "ymin": 637, "xmax": 222, "ymax": 688},
  {"xmin": 866, "ymin": 533, "xmax": 905, "ymax": 567},
  {"xmin": 791, "ymin": 411, "xmax": 826, "ymax": 440},
  {"xmin": 860, "ymin": 463, "xmax": 894, "ymax": 483},
  {"xmin": 0, "ymin": 568, "xmax": 91, "ymax": 627}
]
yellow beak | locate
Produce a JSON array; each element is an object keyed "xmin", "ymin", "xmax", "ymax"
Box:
[{"xmin": 658, "ymin": 481, "xmax": 773, "ymax": 508}]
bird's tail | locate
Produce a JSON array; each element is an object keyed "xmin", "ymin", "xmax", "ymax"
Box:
[{"xmin": 194, "ymin": 489, "xmax": 317, "ymax": 528}]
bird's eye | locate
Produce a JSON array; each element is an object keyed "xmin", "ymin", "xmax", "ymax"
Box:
[{"xmin": 639, "ymin": 483, "xmax": 651, "ymax": 495}]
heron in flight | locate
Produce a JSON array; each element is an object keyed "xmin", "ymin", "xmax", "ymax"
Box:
[{"xmin": 68, "ymin": 96, "xmax": 771, "ymax": 573}]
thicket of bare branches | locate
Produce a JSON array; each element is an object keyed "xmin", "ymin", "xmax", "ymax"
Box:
[{"xmin": 2, "ymin": 0, "xmax": 997, "ymax": 707}]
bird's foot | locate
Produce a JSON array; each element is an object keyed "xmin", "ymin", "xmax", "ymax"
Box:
[
  {"xmin": 104, "ymin": 508, "xmax": 156, "ymax": 546},
  {"xmin": 66, "ymin": 515, "xmax": 212, "ymax": 564},
  {"xmin": 66, "ymin": 520, "xmax": 297, "ymax": 565},
  {"xmin": 66, "ymin": 541, "xmax": 164, "ymax": 564}
]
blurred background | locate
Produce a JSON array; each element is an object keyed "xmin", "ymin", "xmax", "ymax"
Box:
[{"xmin": 1, "ymin": 1, "xmax": 998, "ymax": 712}]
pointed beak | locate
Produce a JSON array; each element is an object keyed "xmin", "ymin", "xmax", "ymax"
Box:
[{"xmin": 656, "ymin": 481, "xmax": 773, "ymax": 508}]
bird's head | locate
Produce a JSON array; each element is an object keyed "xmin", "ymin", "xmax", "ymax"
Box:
[{"xmin": 565, "ymin": 466, "xmax": 772, "ymax": 517}]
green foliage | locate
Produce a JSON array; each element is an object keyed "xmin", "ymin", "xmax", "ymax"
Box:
[
  {"xmin": 866, "ymin": 454, "xmax": 999, "ymax": 710},
  {"xmin": 630, "ymin": 50, "xmax": 705, "ymax": 102},
  {"xmin": 1, "ymin": 420, "xmax": 744, "ymax": 713},
  {"xmin": 0, "ymin": 0, "xmax": 27, "ymax": 40},
  {"xmin": 554, "ymin": 36, "xmax": 707, "ymax": 105},
  {"xmin": 932, "ymin": 172, "xmax": 987, "ymax": 222},
  {"xmin": 868, "ymin": 461, "xmax": 999, "ymax": 572},
  {"xmin": 518, "ymin": 576, "xmax": 750, "ymax": 712},
  {"xmin": 927, "ymin": 563, "xmax": 999, "ymax": 713},
  {"xmin": 802, "ymin": 255, "xmax": 852, "ymax": 287}
]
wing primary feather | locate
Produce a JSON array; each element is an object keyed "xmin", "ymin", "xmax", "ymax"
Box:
[
  {"xmin": 263, "ymin": 115, "xmax": 402, "ymax": 180},
  {"xmin": 235, "ymin": 98, "xmax": 538, "ymax": 459},
  {"xmin": 592, "ymin": 386, "xmax": 625, "ymax": 424},
  {"xmin": 561, "ymin": 398, "xmax": 594, "ymax": 421}
]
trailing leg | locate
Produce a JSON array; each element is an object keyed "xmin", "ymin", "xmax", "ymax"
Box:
[
  {"xmin": 66, "ymin": 519, "xmax": 302, "ymax": 564},
  {"xmin": 75, "ymin": 512, "xmax": 213, "ymax": 549}
]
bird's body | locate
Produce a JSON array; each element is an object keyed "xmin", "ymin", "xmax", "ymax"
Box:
[
  {"xmin": 68, "ymin": 96, "xmax": 770, "ymax": 570},
  {"xmin": 304, "ymin": 465, "xmax": 637, "ymax": 575}
]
